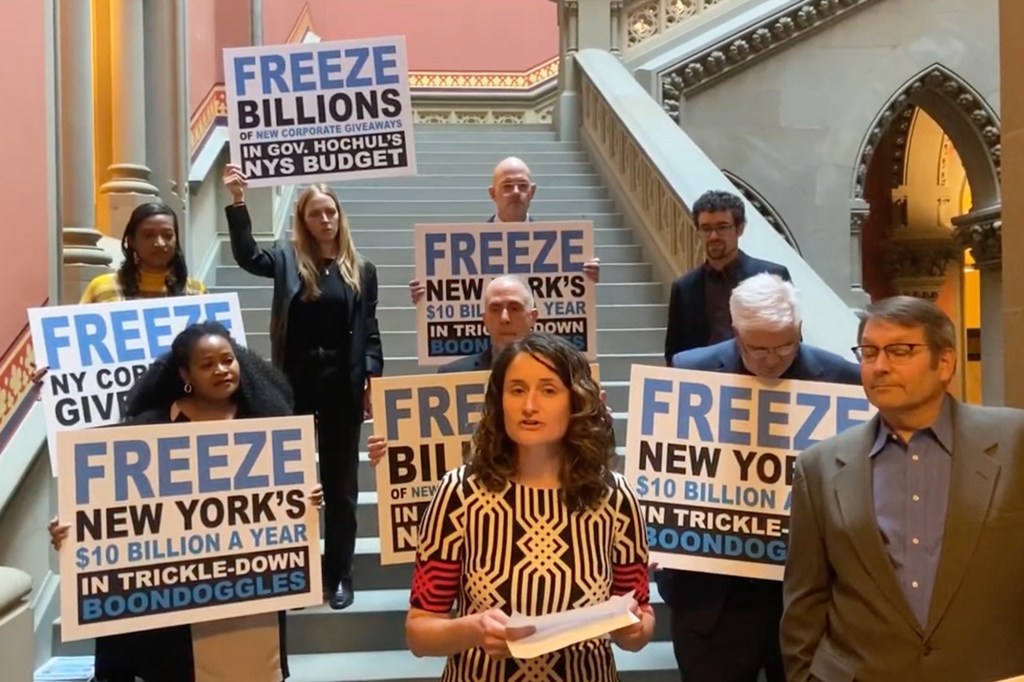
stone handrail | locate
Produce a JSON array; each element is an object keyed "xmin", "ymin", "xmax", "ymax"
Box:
[{"xmin": 573, "ymin": 48, "xmax": 862, "ymax": 358}]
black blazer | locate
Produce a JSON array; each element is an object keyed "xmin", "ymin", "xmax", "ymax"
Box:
[
  {"xmin": 225, "ymin": 204, "xmax": 384, "ymax": 408},
  {"xmin": 437, "ymin": 349, "xmax": 492, "ymax": 374},
  {"xmin": 656, "ymin": 338, "xmax": 860, "ymax": 632},
  {"xmin": 663, "ymin": 250, "xmax": 791, "ymax": 364}
]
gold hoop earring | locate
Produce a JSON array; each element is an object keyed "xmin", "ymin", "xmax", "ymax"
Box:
[{"xmin": 184, "ymin": 383, "xmax": 192, "ymax": 394}]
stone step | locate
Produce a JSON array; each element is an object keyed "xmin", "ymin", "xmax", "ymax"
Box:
[
  {"xmin": 413, "ymin": 140, "xmax": 583, "ymax": 153},
  {"xmin": 412, "ymin": 126, "xmax": 558, "ymax": 141},
  {"xmin": 339, "ymin": 213, "xmax": 626, "ymax": 229},
  {"xmin": 336, "ymin": 198, "xmax": 616, "ymax": 216},
  {"xmin": 43, "ymin": 642, "xmax": 680, "ymax": 681},
  {"xmin": 331, "ymin": 184, "xmax": 608, "ymax": 201},
  {"xmin": 336, "ymin": 244, "xmax": 644, "ymax": 266},
  {"xmin": 216, "ymin": 262, "xmax": 651, "ymax": 288},
  {"xmin": 284, "ymin": 586, "xmax": 670, "ymax": 655},
  {"xmin": 237, "ymin": 303, "xmax": 665, "ymax": 332},
  {"xmin": 244, "ymin": 327, "xmax": 662, "ymax": 359},
  {"xmin": 334, "ymin": 173, "xmax": 605, "ymax": 188},
  {"xmin": 285, "ymin": 644, "xmax": 679, "ymax": 682},
  {"xmin": 414, "ymin": 150, "xmax": 589, "ymax": 163},
  {"xmin": 415, "ymin": 162, "xmax": 595, "ymax": 175},
  {"xmin": 212, "ymin": 280, "xmax": 666, "ymax": 309}
]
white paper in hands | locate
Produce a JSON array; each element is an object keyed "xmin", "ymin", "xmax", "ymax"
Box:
[{"xmin": 505, "ymin": 591, "xmax": 639, "ymax": 659}]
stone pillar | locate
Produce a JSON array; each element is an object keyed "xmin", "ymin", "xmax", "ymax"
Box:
[
  {"xmin": 848, "ymin": 199, "xmax": 871, "ymax": 306},
  {"xmin": 99, "ymin": 0, "xmax": 159, "ymax": 241},
  {"xmin": 553, "ymin": 0, "xmax": 581, "ymax": 142},
  {"xmin": 953, "ymin": 207, "xmax": 1004, "ymax": 405},
  {"xmin": 57, "ymin": 0, "xmax": 111, "ymax": 304},
  {"xmin": 609, "ymin": 1, "xmax": 624, "ymax": 56},
  {"xmin": 1001, "ymin": 0, "xmax": 1024, "ymax": 408}
]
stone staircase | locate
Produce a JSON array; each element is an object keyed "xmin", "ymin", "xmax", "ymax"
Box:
[{"xmin": 51, "ymin": 125, "xmax": 678, "ymax": 680}]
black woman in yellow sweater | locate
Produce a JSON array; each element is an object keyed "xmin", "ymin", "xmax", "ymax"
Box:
[{"xmin": 80, "ymin": 201, "xmax": 206, "ymax": 303}]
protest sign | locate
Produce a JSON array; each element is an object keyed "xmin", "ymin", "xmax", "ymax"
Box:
[
  {"xmin": 28, "ymin": 293, "xmax": 247, "ymax": 476},
  {"xmin": 624, "ymin": 365, "xmax": 874, "ymax": 580},
  {"xmin": 223, "ymin": 36, "xmax": 415, "ymax": 187},
  {"xmin": 371, "ymin": 371, "xmax": 488, "ymax": 564},
  {"xmin": 414, "ymin": 222, "xmax": 597, "ymax": 366},
  {"xmin": 56, "ymin": 416, "xmax": 321, "ymax": 642}
]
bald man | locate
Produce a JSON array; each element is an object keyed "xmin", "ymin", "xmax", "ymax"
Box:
[{"xmin": 409, "ymin": 156, "xmax": 600, "ymax": 303}]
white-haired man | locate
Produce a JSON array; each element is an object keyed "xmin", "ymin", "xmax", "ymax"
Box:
[
  {"xmin": 437, "ymin": 274, "xmax": 538, "ymax": 373},
  {"xmin": 657, "ymin": 273, "xmax": 860, "ymax": 682}
]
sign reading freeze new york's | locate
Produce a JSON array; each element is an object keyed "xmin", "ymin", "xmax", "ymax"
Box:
[
  {"xmin": 223, "ymin": 36, "xmax": 416, "ymax": 187},
  {"xmin": 57, "ymin": 417, "xmax": 322, "ymax": 642},
  {"xmin": 624, "ymin": 365, "xmax": 874, "ymax": 581},
  {"xmin": 414, "ymin": 222, "xmax": 597, "ymax": 365}
]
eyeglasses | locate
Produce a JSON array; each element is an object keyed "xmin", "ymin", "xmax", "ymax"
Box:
[
  {"xmin": 743, "ymin": 341, "xmax": 798, "ymax": 359},
  {"xmin": 851, "ymin": 343, "xmax": 929, "ymax": 364},
  {"xmin": 696, "ymin": 223, "xmax": 736, "ymax": 238}
]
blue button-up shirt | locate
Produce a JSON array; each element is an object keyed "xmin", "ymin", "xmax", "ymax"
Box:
[{"xmin": 869, "ymin": 395, "xmax": 953, "ymax": 627}]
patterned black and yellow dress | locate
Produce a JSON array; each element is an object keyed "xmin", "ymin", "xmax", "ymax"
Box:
[{"xmin": 410, "ymin": 465, "xmax": 650, "ymax": 682}]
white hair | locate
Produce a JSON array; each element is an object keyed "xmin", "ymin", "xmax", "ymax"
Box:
[
  {"xmin": 729, "ymin": 273, "xmax": 801, "ymax": 332},
  {"xmin": 485, "ymin": 274, "xmax": 536, "ymax": 309}
]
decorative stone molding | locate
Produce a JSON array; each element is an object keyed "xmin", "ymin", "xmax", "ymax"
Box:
[
  {"xmin": 882, "ymin": 241, "xmax": 959, "ymax": 301},
  {"xmin": 853, "ymin": 64, "xmax": 1001, "ymax": 199},
  {"xmin": 624, "ymin": 0, "xmax": 729, "ymax": 52},
  {"xmin": 412, "ymin": 92, "xmax": 557, "ymax": 125},
  {"xmin": 952, "ymin": 205, "xmax": 1002, "ymax": 270},
  {"xmin": 660, "ymin": 0, "xmax": 882, "ymax": 119},
  {"xmin": 721, "ymin": 170, "xmax": 801, "ymax": 254}
]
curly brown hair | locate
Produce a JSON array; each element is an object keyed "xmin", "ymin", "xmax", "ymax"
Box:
[{"xmin": 467, "ymin": 332, "xmax": 614, "ymax": 511}]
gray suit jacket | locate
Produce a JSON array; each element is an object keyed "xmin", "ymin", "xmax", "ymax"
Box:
[{"xmin": 781, "ymin": 399, "xmax": 1024, "ymax": 682}]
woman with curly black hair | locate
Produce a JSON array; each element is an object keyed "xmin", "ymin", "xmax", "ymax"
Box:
[
  {"xmin": 49, "ymin": 321, "xmax": 320, "ymax": 682},
  {"xmin": 372, "ymin": 332, "xmax": 655, "ymax": 681},
  {"xmin": 80, "ymin": 201, "xmax": 206, "ymax": 303}
]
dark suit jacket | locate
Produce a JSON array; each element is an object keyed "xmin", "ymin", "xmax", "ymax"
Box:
[
  {"xmin": 782, "ymin": 401, "xmax": 1024, "ymax": 682},
  {"xmin": 664, "ymin": 250, "xmax": 791, "ymax": 364},
  {"xmin": 225, "ymin": 204, "xmax": 384, "ymax": 411},
  {"xmin": 437, "ymin": 349, "xmax": 492, "ymax": 374},
  {"xmin": 656, "ymin": 339, "xmax": 861, "ymax": 633}
]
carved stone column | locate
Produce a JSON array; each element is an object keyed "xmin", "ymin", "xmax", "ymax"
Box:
[
  {"xmin": 610, "ymin": 1, "xmax": 624, "ymax": 56},
  {"xmin": 553, "ymin": 0, "xmax": 581, "ymax": 141},
  {"xmin": 57, "ymin": 0, "xmax": 112, "ymax": 304},
  {"xmin": 848, "ymin": 199, "xmax": 871, "ymax": 306},
  {"xmin": 953, "ymin": 205, "xmax": 1003, "ymax": 405},
  {"xmin": 882, "ymin": 241, "xmax": 958, "ymax": 302},
  {"xmin": 99, "ymin": 0, "xmax": 159, "ymax": 240}
]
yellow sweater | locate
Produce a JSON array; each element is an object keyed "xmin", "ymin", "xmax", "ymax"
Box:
[{"xmin": 80, "ymin": 270, "xmax": 207, "ymax": 304}]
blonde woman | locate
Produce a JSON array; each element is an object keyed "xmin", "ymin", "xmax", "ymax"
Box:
[{"xmin": 223, "ymin": 165, "xmax": 383, "ymax": 611}]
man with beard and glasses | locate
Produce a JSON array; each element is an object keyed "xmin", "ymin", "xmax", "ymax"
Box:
[{"xmin": 663, "ymin": 190, "xmax": 791, "ymax": 363}]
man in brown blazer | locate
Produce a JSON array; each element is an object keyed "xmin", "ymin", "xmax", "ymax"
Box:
[{"xmin": 781, "ymin": 295, "xmax": 1024, "ymax": 682}]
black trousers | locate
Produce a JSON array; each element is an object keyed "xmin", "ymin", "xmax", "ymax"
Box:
[
  {"xmin": 287, "ymin": 355, "xmax": 362, "ymax": 591},
  {"xmin": 670, "ymin": 579, "xmax": 784, "ymax": 682}
]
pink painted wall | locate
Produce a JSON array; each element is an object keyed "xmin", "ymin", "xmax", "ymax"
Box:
[
  {"xmin": 188, "ymin": 0, "xmax": 251, "ymax": 113},
  {"xmin": 265, "ymin": 0, "xmax": 558, "ymax": 71},
  {"xmin": 0, "ymin": 0, "xmax": 50, "ymax": 348}
]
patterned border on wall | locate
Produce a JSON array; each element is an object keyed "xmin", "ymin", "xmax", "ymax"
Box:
[
  {"xmin": 0, "ymin": 327, "xmax": 37, "ymax": 451},
  {"xmin": 189, "ymin": 85, "xmax": 228, "ymax": 159},
  {"xmin": 410, "ymin": 58, "xmax": 559, "ymax": 91},
  {"xmin": 660, "ymin": 0, "xmax": 883, "ymax": 120}
]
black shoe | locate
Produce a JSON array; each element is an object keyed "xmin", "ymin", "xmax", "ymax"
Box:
[{"xmin": 329, "ymin": 578, "xmax": 354, "ymax": 610}]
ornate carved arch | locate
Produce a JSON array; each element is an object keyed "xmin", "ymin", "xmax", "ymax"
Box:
[{"xmin": 851, "ymin": 63, "xmax": 1000, "ymax": 207}]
